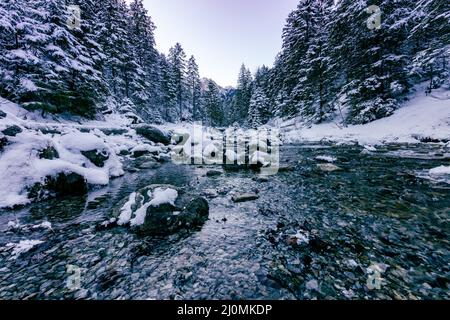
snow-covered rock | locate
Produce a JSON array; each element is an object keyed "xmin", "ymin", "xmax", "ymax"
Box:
[{"xmin": 112, "ymin": 185, "xmax": 209, "ymax": 236}]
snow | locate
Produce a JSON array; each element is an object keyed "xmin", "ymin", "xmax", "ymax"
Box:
[
  {"xmin": 128, "ymin": 188, "xmax": 178, "ymax": 227},
  {"xmin": 129, "ymin": 201, "xmax": 152, "ymax": 227},
  {"xmin": 59, "ymin": 131, "xmax": 106, "ymax": 152},
  {"xmin": 292, "ymin": 230, "xmax": 310, "ymax": 245},
  {"xmin": 281, "ymin": 89, "xmax": 450, "ymax": 145},
  {"xmin": 117, "ymin": 192, "xmax": 137, "ymax": 226},
  {"xmin": 429, "ymin": 166, "xmax": 450, "ymax": 175},
  {"xmin": 315, "ymin": 155, "xmax": 337, "ymax": 163},
  {"xmin": 148, "ymin": 187, "xmax": 178, "ymax": 207},
  {"xmin": 364, "ymin": 145, "xmax": 377, "ymax": 152},
  {"xmin": 0, "ymin": 99, "xmax": 128, "ymax": 208},
  {"xmin": 5, "ymin": 240, "xmax": 44, "ymax": 260}
]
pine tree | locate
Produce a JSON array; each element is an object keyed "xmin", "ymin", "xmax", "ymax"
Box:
[
  {"xmin": 202, "ymin": 79, "xmax": 223, "ymax": 126},
  {"xmin": 187, "ymin": 55, "xmax": 201, "ymax": 121},
  {"xmin": 408, "ymin": 0, "xmax": 450, "ymax": 92},
  {"xmin": 168, "ymin": 43, "xmax": 187, "ymax": 121},
  {"xmin": 159, "ymin": 53, "xmax": 178, "ymax": 122},
  {"xmin": 248, "ymin": 87, "xmax": 268, "ymax": 128},
  {"xmin": 231, "ymin": 64, "xmax": 253, "ymax": 123}
]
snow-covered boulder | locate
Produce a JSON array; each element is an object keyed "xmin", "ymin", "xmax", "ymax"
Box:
[
  {"xmin": 0, "ymin": 128, "xmax": 124, "ymax": 208},
  {"xmin": 135, "ymin": 125, "xmax": 171, "ymax": 145},
  {"xmin": 2, "ymin": 125, "xmax": 23, "ymax": 137},
  {"xmin": 112, "ymin": 184, "xmax": 209, "ymax": 236}
]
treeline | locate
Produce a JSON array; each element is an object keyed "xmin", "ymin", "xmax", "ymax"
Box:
[
  {"xmin": 231, "ymin": 0, "xmax": 449, "ymax": 127},
  {"xmin": 0, "ymin": 0, "xmax": 228, "ymax": 124}
]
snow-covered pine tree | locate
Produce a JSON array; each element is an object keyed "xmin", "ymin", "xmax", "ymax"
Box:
[
  {"xmin": 0, "ymin": 0, "xmax": 46, "ymax": 105},
  {"xmin": 97, "ymin": 0, "xmax": 130, "ymax": 100},
  {"xmin": 187, "ymin": 55, "xmax": 202, "ymax": 121},
  {"xmin": 230, "ymin": 64, "xmax": 253, "ymax": 124},
  {"xmin": 168, "ymin": 43, "xmax": 188, "ymax": 121},
  {"xmin": 408, "ymin": 0, "xmax": 450, "ymax": 92},
  {"xmin": 127, "ymin": 0, "xmax": 161, "ymax": 120},
  {"xmin": 202, "ymin": 79, "xmax": 224, "ymax": 127},
  {"xmin": 158, "ymin": 53, "xmax": 178, "ymax": 122},
  {"xmin": 248, "ymin": 87, "xmax": 268, "ymax": 129},
  {"xmin": 327, "ymin": 0, "xmax": 414, "ymax": 124}
]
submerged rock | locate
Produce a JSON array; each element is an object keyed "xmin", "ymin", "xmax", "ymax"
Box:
[
  {"xmin": 135, "ymin": 125, "xmax": 171, "ymax": 145},
  {"xmin": 2, "ymin": 125, "xmax": 22, "ymax": 137},
  {"xmin": 206, "ymin": 169, "xmax": 222, "ymax": 177},
  {"xmin": 232, "ymin": 193, "xmax": 259, "ymax": 203},
  {"xmin": 81, "ymin": 149, "xmax": 109, "ymax": 167}
]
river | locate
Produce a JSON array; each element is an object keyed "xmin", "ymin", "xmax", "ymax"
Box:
[{"xmin": 0, "ymin": 142, "xmax": 449, "ymax": 300}]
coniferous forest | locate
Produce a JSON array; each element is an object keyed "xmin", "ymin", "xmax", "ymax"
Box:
[{"xmin": 1, "ymin": 0, "xmax": 448, "ymax": 126}]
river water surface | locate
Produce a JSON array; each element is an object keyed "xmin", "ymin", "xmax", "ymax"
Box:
[{"xmin": 0, "ymin": 143, "xmax": 449, "ymax": 300}]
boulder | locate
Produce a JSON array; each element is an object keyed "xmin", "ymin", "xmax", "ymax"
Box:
[
  {"xmin": 2, "ymin": 125, "xmax": 22, "ymax": 137},
  {"xmin": 0, "ymin": 110, "xmax": 6, "ymax": 119},
  {"xmin": 28, "ymin": 172, "xmax": 88, "ymax": 201},
  {"xmin": 278, "ymin": 165, "xmax": 295, "ymax": 172},
  {"xmin": 39, "ymin": 146, "xmax": 59, "ymax": 160},
  {"xmin": 232, "ymin": 193, "xmax": 259, "ymax": 203},
  {"xmin": 113, "ymin": 184, "xmax": 209, "ymax": 236},
  {"xmin": 135, "ymin": 125, "xmax": 170, "ymax": 145},
  {"xmin": 81, "ymin": 150, "xmax": 109, "ymax": 167},
  {"xmin": 206, "ymin": 169, "xmax": 223, "ymax": 177},
  {"xmin": 0, "ymin": 136, "xmax": 8, "ymax": 152},
  {"xmin": 132, "ymin": 150, "xmax": 149, "ymax": 158}
]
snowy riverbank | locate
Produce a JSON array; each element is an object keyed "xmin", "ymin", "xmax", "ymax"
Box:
[{"xmin": 279, "ymin": 89, "xmax": 450, "ymax": 146}]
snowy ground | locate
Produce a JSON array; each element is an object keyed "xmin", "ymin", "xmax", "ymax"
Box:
[
  {"xmin": 279, "ymin": 89, "xmax": 450, "ymax": 146},
  {"xmin": 0, "ymin": 98, "xmax": 169, "ymax": 209}
]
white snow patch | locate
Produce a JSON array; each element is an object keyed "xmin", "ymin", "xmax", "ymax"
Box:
[
  {"xmin": 315, "ymin": 155, "xmax": 337, "ymax": 163},
  {"xmin": 129, "ymin": 188, "xmax": 178, "ymax": 227},
  {"xmin": 281, "ymin": 89, "xmax": 450, "ymax": 145},
  {"xmin": 5, "ymin": 240, "xmax": 44, "ymax": 260},
  {"xmin": 117, "ymin": 192, "xmax": 136, "ymax": 226},
  {"xmin": 429, "ymin": 166, "xmax": 450, "ymax": 175}
]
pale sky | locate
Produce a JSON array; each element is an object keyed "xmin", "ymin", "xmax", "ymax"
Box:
[{"xmin": 138, "ymin": 0, "xmax": 299, "ymax": 87}]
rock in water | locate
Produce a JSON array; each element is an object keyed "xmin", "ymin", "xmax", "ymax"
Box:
[
  {"xmin": 232, "ymin": 193, "xmax": 259, "ymax": 203},
  {"xmin": 138, "ymin": 197, "xmax": 209, "ymax": 236},
  {"xmin": 2, "ymin": 125, "xmax": 22, "ymax": 137},
  {"xmin": 81, "ymin": 150, "xmax": 109, "ymax": 167},
  {"xmin": 135, "ymin": 125, "xmax": 170, "ymax": 145},
  {"xmin": 206, "ymin": 170, "xmax": 222, "ymax": 177},
  {"xmin": 316, "ymin": 163, "xmax": 342, "ymax": 172},
  {"xmin": 28, "ymin": 172, "xmax": 88, "ymax": 201},
  {"xmin": 113, "ymin": 184, "xmax": 209, "ymax": 236},
  {"xmin": 46, "ymin": 172, "xmax": 88, "ymax": 196}
]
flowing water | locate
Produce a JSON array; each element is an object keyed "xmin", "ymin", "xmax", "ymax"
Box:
[{"xmin": 0, "ymin": 143, "xmax": 449, "ymax": 300}]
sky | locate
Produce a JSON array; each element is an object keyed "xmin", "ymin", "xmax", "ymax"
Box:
[{"xmin": 139, "ymin": 0, "xmax": 299, "ymax": 87}]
